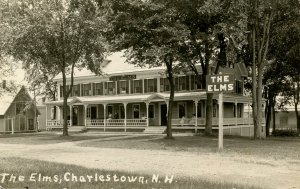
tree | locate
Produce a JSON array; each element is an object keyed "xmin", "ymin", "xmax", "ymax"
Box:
[
  {"xmin": 248, "ymin": 0, "xmax": 275, "ymax": 138},
  {"xmin": 103, "ymin": 0, "xmax": 191, "ymax": 139},
  {"xmin": 25, "ymin": 63, "xmax": 59, "ymax": 119},
  {"xmin": 1, "ymin": 0, "xmax": 107, "ymax": 136},
  {"xmin": 267, "ymin": 0, "xmax": 300, "ymax": 133}
]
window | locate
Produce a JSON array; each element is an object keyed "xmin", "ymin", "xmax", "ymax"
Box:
[
  {"xmin": 175, "ymin": 76, "xmax": 189, "ymax": 91},
  {"xmin": 105, "ymin": 81, "xmax": 116, "ymax": 95},
  {"xmin": 235, "ymin": 80, "xmax": 243, "ymax": 94},
  {"xmin": 160, "ymin": 78, "xmax": 170, "ymax": 92},
  {"xmin": 94, "ymin": 83, "xmax": 103, "ymax": 95},
  {"xmin": 191, "ymin": 75, "xmax": 202, "ymax": 90},
  {"xmin": 133, "ymin": 104, "xmax": 140, "ymax": 119},
  {"xmin": 178, "ymin": 103, "xmax": 186, "ymax": 118},
  {"xmin": 118, "ymin": 80, "xmax": 128, "ymax": 94},
  {"xmin": 148, "ymin": 104, "xmax": 155, "ymax": 118},
  {"xmin": 144, "ymin": 79, "xmax": 157, "ymax": 93},
  {"xmin": 16, "ymin": 102, "xmax": 26, "ymax": 114},
  {"xmin": 132, "ymin": 80, "xmax": 142, "ymax": 93},
  {"xmin": 87, "ymin": 107, "xmax": 91, "ymax": 118},
  {"xmin": 82, "ymin": 83, "xmax": 92, "ymax": 96},
  {"xmin": 72, "ymin": 84, "xmax": 80, "ymax": 96}
]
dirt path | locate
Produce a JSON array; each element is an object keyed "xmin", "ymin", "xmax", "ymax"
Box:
[{"xmin": 0, "ymin": 136, "xmax": 299, "ymax": 189}]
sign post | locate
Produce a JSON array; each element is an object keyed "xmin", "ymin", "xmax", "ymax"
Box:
[
  {"xmin": 206, "ymin": 74, "xmax": 234, "ymax": 152},
  {"xmin": 218, "ymin": 92, "xmax": 223, "ymax": 151}
]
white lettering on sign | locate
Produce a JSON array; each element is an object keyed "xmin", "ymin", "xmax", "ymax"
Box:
[
  {"xmin": 206, "ymin": 74, "xmax": 235, "ymax": 93},
  {"xmin": 224, "ymin": 75, "xmax": 229, "ymax": 82}
]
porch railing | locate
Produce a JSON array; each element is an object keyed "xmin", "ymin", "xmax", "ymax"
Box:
[
  {"xmin": 46, "ymin": 120, "xmax": 70, "ymax": 130},
  {"xmin": 172, "ymin": 117, "xmax": 255, "ymax": 127},
  {"xmin": 86, "ymin": 119, "xmax": 147, "ymax": 127}
]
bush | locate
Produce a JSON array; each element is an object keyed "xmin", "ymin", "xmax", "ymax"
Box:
[{"xmin": 272, "ymin": 130, "xmax": 299, "ymax": 137}]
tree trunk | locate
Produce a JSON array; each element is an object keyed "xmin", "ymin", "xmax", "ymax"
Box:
[
  {"xmin": 296, "ymin": 102, "xmax": 300, "ymax": 133},
  {"xmin": 272, "ymin": 104, "xmax": 276, "ymax": 133},
  {"xmin": 165, "ymin": 54, "xmax": 174, "ymax": 139},
  {"xmin": 62, "ymin": 72, "xmax": 68, "ymax": 136},
  {"xmin": 251, "ymin": 28, "xmax": 258, "ymax": 139},
  {"xmin": 257, "ymin": 67, "xmax": 264, "ymax": 138}
]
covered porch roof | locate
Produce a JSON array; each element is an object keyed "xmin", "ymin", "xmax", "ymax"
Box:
[{"xmin": 44, "ymin": 91, "xmax": 254, "ymax": 106}]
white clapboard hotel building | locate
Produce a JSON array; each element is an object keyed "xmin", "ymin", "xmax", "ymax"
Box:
[{"xmin": 45, "ymin": 52, "xmax": 264, "ymax": 136}]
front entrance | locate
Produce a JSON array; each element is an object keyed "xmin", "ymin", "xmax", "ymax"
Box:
[
  {"xmin": 28, "ymin": 119, "xmax": 34, "ymax": 130},
  {"xmin": 91, "ymin": 106, "xmax": 97, "ymax": 119},
  {"xmin": 72, "ymin": 107, "xmax": 79, "ymax": 126},
  {"xmin": 160, "ymin": 104, "xmax": 167, "ymax": 126}
]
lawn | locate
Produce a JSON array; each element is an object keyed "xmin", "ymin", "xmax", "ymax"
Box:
[
  {"xmin": 0, "ymin": 157, "xmax": 262, "ymax": 189},
  {"xmin": 0, "ymin": 133, "xmax": 299, "ymax": 189},
  {"xmin": 77, "ymin": 134, "xmax": 300, "ymax": 160}
]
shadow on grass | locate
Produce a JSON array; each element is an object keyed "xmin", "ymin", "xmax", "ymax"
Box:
[
  {"xmin": 0, "ymin": 133, "xmax": 123, "ymax": 145},
  {"xmin": 0, "ymin": 157, "xmax": 262, "ymax": 189},
  {"xmin": 78, "ymin": 134, "xmax": 300, "ymax": 159}
]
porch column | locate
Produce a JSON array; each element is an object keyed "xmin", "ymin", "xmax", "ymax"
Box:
[
  {"xmin": 123, "ymin": 102, "xmax": 128, "ymax": 132},
  {"xmin": 59, "ymin": 106, "xmax": 63, "ymax": 126},
  {"xmin": 11, "ymin": 118, "xmax": 14, "ymax": 134},
  {"xmin": 248, "ymin": 100, "xmax": 251, "ymax": 137},
  {"xmin": 69, "ymin": 105, "xmax": 73, "ymax": 127},
  {"xmin": 45, "ymin": 105, "xmax": 48, "ymax": 130},
  {"xmin": 145, "ymin": 102, "xmax": 149, "ymax": 127},
  {"xmin": 103, "ymin": 104, "xmax": 107, "ymax": 132},
  {"xmin": 84, "ymin": 104, "xmax": 88, "ymax": 128},
  {"xmin": 194, "ymin": 100, "xmax": 198, "ymax": 133},
  {"xmin": 165, "ymin": 100, "xmax": 169, "ymax": 113},
  {"xmin": 142, "ymin": 79, "xmax": 144, "ymax": 94},
  {"xmin": 235, "ymin": 100, "xmax": 238, "ymax": 127}
]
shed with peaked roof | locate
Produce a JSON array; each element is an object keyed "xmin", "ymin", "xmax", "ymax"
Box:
[{"xmin": 0, "ymin": 86, "xmax": 40, "ymax": 133}]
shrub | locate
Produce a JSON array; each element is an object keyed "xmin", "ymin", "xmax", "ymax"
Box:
[{"xmin": 272, "ymin": 130, "xmax": 299, "ymax": 137}]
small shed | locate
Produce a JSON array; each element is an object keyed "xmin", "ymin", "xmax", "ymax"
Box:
[{"xmin": 0, "ymin": 86, "xmax": 40, "ymax": 133}]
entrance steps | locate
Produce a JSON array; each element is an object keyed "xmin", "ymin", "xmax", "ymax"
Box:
[
  {"xmin": 143, "ymin": 126, "xmax": 166, "ymax": 134},
  {"xmin": 68, "ymin": 126, "xmax": 85, "ymax": 132}
]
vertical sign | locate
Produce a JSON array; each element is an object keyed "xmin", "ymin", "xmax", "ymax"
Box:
[{"xmin": 206, "ymin": 74, "xmax": 235, "ymax": 151}]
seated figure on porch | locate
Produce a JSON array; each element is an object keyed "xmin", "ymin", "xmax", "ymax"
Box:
[
  {"xmin": 141, "ymin": 114, "xmax": 147, "ymax": 120},
  {"xmin": 107, "ymin": 113, "xmax": 112, "ymax": 120},
  {"xmin": 180, "ymin": 116, "xmax": 185, "ymax": 126}
]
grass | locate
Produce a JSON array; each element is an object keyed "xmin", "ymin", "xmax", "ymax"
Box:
[
  {"xmin": 77, "ymin": 134, "xmax": 300, "ymax": 160},
  {"xmin": 0, "ymin": 157, "xmax": 262, "ymax": 189},
  {"xmin": 0, "ymin": 132, "xmax": 299, "ymax": 160}
]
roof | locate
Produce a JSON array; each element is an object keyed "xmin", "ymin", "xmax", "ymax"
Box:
[
  {"xmin": 45, "ymin": 91, "xmax": 255, "ymax": 106},
  {"xmin": 0, "ymin": 86, "xmax": 41, "ymax": 115},
  {"xmin": 54, "ymin": 51, "xmax": 165, "ymax": 80},
  {"xmin": 0, "ymin": 93, "xmax": 15, "ymax": 115}
]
